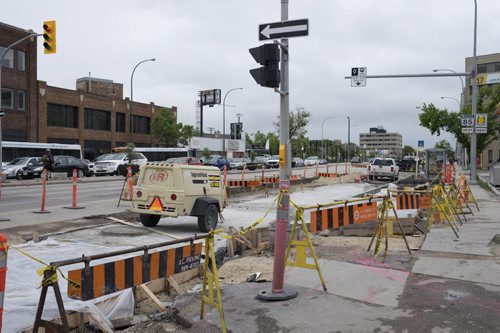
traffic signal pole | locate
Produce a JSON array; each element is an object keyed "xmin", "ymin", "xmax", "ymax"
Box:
[{"xmin": 257, "ymin": 0, "xmax": 297, "ymax": 301}]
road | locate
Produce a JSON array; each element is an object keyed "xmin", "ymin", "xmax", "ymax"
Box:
[
  {"xmin": 0, "ymin": 178, "xmax": 132, "ymax": 229},
  {"xmin": 0, "ymin": 163, "xmax": 366, "ymax": 229}
]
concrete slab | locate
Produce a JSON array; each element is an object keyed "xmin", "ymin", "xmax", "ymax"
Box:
[
  {"xmin": 422, "ymin": 222, "xmax": 498, "ymax": 256},
  {"xmin": 412, "ymin": 257, "xmax": 500, "ymax": 286},
  {"xmin": 285, "ymin": 258, "xmax": 409, "ymax": 307},
  {"xmin": 178, "ymin": 282, "xmax": 413, "ymax": 333}
]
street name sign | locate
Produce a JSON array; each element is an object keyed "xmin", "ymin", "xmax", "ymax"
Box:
[
  {"xmin": 461, "ymin": 115, "xmax": 474, "ymax": 127},
  {"xmin": 351, "ymin": 67, "xmax": 367, "ymax": 87},
  {"xmin": 258, "ymin": 19, "xmax": 309, "ymax": 41},
  {"xmin": 462, "ymin": 127, "xmax": 473, "ymax": 134}
]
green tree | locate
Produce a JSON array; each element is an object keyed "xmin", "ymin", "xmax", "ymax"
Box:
[
  {"xmin": 178, "ymin": 124, "xmax": 197, "ymax": 146},
  {"xmin": 434, "ymin": 139, "xmax": 455, "ymax": 159},
  {"xmin": 267, "ymin": 132, "xmax": 279, "ymax": 155},
  {"xmin": 419, "ymin": 85, "xmax": 500, "ymax": 155},
  {"xmin": 274, "ymin": 106, "xmax": 311, "ymax": 140},
  {"xmin": 402, "ymin": 145, "xmax": 416, "ymax": 157},
  {"xmin": 253, "ymin": 131, "xmax": 268, "ymax": 147},
  {"xmin": 201, "ymin": 147, "xmax": 211, "ymax": 162},
  {"xmin": 151, "ymin": 108, "xmax": 179, "ymax": 146}
]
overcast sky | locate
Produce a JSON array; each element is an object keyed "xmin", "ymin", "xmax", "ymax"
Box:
[{"xmin": 3, "ymin": 0, "xmax": 499, "ymax": 148}]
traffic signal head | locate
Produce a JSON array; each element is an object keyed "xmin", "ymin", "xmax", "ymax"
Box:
[
  {"xmin": 249, "ymin": 43, "xmax": 280, "ymax": 88},
  {"xmin": 43, "ymin": 20, "xmax": 56, "ymax": 54}
]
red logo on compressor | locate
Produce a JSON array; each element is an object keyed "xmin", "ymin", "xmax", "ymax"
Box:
[{"xmin": 149, "ymin": 172, "xmax": 168, "ymax": 183}]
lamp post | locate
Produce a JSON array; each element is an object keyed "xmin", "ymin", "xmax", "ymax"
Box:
[
  {"xmin": 470, "ymin": 0, "xmax": 478, "ymax": 183},
  {"xmin": 222, "ymin": 88, "xmax": 243, "ymax": 157},
  {"xmin": 440, "ymin": 96, "xmax": 461, "ymax": 109},
  {"xmin": 321, "ymin": 117, "xmax": 334, "ymax": 160},
  {"xmin": 130, "ymin": 58, "xmax": 156, "ymax": 145},
  {"xmin": 433, "ymin": 69, "xmax": 465, "ymax": 107},
  {"xmin": 347, "ymin": 116, "xmax": 351, "ymax": 163}
]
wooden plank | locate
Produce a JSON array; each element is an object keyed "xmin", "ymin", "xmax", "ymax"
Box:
[
  {"xmin": 21, "ymin": 268, "xmax": 201, "ymax": 332},
  {"xmin": 138, "ymin": 284, "xmax": 167, "ymax": 312},
  {"xmin": 167, "ymin": 276, "xmax": 183, "ymax": 295}
]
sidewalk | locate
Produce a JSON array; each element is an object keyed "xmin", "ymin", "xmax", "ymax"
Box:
[{"xmin": 176, "ymin": 183, "xmax": 500, "ymax": 332}]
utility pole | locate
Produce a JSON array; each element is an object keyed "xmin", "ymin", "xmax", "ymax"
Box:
[
  {"xmin": 257, "ymin": 0, "xmax": 297, "ymax": 301},
  {"xmin": 347, "ymin": 116, "xmax": 351, "ymax": 163},
  {"xmin": 469, "ymin": 0, "xmax": 478, "ymax": 183}
]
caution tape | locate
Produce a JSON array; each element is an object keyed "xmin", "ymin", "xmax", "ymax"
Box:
[
  {"xmin": 1, "ymin": 241, "xmax": 81, "ymax": 289},
  {"xmin": 212, "ymin": 192, "xmax": 282, "ymax": 239}
]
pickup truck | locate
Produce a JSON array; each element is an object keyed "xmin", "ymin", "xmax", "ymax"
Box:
[{"xmin": 367, "ymin": 158, "xmax": 399, "ymax": 181}]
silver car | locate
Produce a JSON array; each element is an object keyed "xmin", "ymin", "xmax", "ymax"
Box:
[{"xmin": 2, "ymin": 157, "xmax": 43, "ymax": 179}]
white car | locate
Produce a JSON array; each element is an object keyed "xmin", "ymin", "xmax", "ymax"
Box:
[
  {"xmin": 304, "ymin": 156, "xmax": 319, "ymax": 166},
  {"xmin": 94, "ymin": 152, "xmax": 147, "ymax": 176}
]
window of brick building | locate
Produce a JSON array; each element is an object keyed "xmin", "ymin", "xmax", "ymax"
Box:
[
  {"xmin": 48, "ymin": 103, "xmax": 78, "ymax": 128},
  {"xmin": 132, "ymin": 115, "xmax": 150, "ymax": 134},
  {"xmin": 17, "ymin": 50, "xmax": 25, "ymax": 71},
  {"xmin": 116, "ymin": 112, "xmax": 126, "ymax": 132},
  {"xmin": 1, "ymin": 89, "xmax": 13, "ymax": 109},
  {"xmin": 17, "ymin": 91, "xmax": 25, "ymax": 110},
  {"xmin": 85, "ymin": 108, "xmax": 111, "ymax": 131},
  {"xmin": 0, "ymin": 47, "xmax": 14, "ymax": 68}
]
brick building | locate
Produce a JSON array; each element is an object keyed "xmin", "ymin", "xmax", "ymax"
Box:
[
  {"xmin": 1, "ymin": 21, "xmax": 177, "ymax": 161},
  {"xmin": 38, "ymin": 77, "xmax": 176, "ymax": 160},
  {"xmin": 0, "ymin": 22, "xmax": 38, "ymax": 141}
]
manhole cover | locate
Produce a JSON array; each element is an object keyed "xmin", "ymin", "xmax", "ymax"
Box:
[{"xmin": 100, "ymin": 226, "xmax": 149, "ymax": 237}]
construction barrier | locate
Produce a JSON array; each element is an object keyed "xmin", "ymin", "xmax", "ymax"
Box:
[
  {"xmin": 64, "ymin": 169, "xmax": 85, "ymax": 210},
  {"xmin": 33, "ymin": 169, "xmax": 50, "ymax": 214},
  {"xmin": 68, "ymin": 242, "xmax": 202, "ymax": 300},
  {"xmin": 394, "ymin": 193, "xmax": 432, "ymax": 210},
  {"xmin": 127, "ymin": 166, "xmax": 134, "ymax": 201},
  {"xmin": 317, "ymin": 172, "xmax": 337, "ymax": 178},
  {"xmin": 310, "ymin": 200, "xmax": 378, "ymax": 233},
  {"xmin": 0, "ymin": 233, "xmax": 8, "ymax": 331},
  {"xmin": 31, "ymin": 235, "xmax": 207, "ymax": 332}
]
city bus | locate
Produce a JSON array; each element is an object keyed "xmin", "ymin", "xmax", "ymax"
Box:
[
  {"xmin": 2, "ymin": 141, "xmax": 83, "ymax": 162},
  {"xmin": 111, "ymin": 147, "xmax": 193, "ymax": 162}
]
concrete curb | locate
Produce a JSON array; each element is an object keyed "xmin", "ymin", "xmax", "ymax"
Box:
[{"xmin": 478, "ymin": 175, "xmax": 500, "ymax": 196}]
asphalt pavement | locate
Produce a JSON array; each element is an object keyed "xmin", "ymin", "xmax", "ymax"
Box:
[{"xmin": 177, "ymin": 183, "xmax": 500, "ymax": 332}]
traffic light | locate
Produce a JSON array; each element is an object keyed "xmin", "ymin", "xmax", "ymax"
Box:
[
  {"xmin": 230, "ymin": 122, "xmax": 242, "ymax": 140},
  {"xmin": 249, "ymin": 43, "xmax": 280, "ymax": 88},
  {"xmin": 42, "ymin": 20, "xmax": 56, "ymax": 54}
]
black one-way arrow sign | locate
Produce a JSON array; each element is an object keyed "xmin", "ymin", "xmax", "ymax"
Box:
[{"xmin": 259, "ymin": 19, "xmax": 309, "ymax": 41}]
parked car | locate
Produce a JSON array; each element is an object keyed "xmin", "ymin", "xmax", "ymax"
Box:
[
  {"xmin": 204, "ymin": 156, "xmax": 231, "ymax": 170},
  {"xmin": 304, "ymin": 156, "xmax": 319, "ymax": 166},
  {"xmin": 88, "ymin": 154, "xmax": 111, "ymax": 175},
  {"xmin": 265, "ymin": 155, "xmax": 280, "ymax": 169},
  {"xmin": 229, "ymin": 158, "xmax": 247, "ymax": 170},
  {"xmin": 351, "ymin": 156, "xmax": 362, "ymax": 164},
  {"xmin": 94, "ymin": 152, "xmax": 147, "ymax": 176},
  {"xmin": 2, "ymin": 157, "xmax": 43, "ymax": 179},
  {"xmin": 292, "ymin": 157, "xmax": 304, "ymax": 168},
  {"xmin": 166, "ymin": 157, "xmax": 202, "ymax": 165},
  {"xmin": 319, "ymin": 159, "xmax": 328, "ymax": 165},
  {"xmin": 53, "ymin": 155, "xmax": 91, "ymax": 177}
]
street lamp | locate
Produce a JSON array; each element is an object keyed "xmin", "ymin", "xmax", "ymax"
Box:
[
  {"xmin": 222, "ymin": 87, "xmax": 243, "ymax": 157},
  {"xmin": 130, "ymin": 58, "xmax": 156, "ymax": 144},
  {"xmin": 470, "ymin": 0, "xmax": 478, "ymax": 183},
  {"xmin": 347, "ymin": 116, "xmax": 351, "ymax": 163},
  {"xmin": 440, "ymin": 96, "xmax": 461, "ymax": 109},
  {"xmin": 433, "ymin": 69, "xmax": 465, "ymax": 107},
  {"xmin": 321, "ymin": 117, "xmax": 334, "ymax": 159}
]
